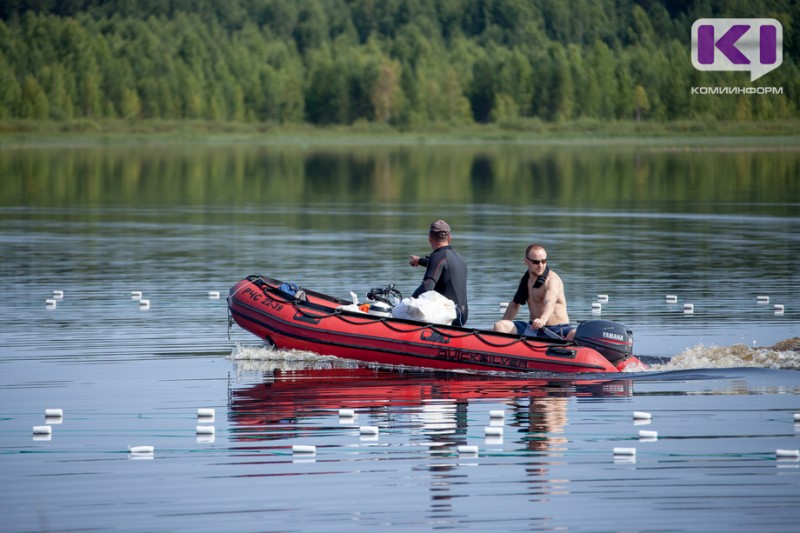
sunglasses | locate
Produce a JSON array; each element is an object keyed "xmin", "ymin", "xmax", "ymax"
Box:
[{"xmin": 526, "ymin": 257, "xmax": 547, "ymax": 265}]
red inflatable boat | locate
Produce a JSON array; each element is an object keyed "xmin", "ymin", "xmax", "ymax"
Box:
[{"xmin": 228, "ymin": 275, "xmax": 644, "ymax": 374}]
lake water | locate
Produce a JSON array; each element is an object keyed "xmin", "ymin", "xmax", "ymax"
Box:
[{"xmin": 1, "ymin": 139, "xmax": 799, "ymax": 532}]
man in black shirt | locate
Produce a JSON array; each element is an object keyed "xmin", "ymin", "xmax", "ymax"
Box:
[{"xmin": 408, "ymin": 220, "xmax": 469, "ymax": 326}]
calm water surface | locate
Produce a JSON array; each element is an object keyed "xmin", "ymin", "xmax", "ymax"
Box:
[{"xmin": 1, "ymin": 141, "xmax": 799, "ymax": 532}]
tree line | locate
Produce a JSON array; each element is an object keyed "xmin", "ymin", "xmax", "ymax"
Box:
[{"xmin": 1, "ymin": 0, "xmax": 798, "ymax": 125}]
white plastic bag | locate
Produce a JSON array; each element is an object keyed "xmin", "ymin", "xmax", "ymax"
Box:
[{"xmin": 391, "ymin": 291, "xmax": 457, "ymax": 324}]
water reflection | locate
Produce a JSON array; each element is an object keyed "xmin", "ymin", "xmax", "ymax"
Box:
[
  {"xmin": 227, "ymin": 366, "xmax": 633, "ymax": 524},
  {"xmin": 228, "ymin": 368, "xmax": 632, "ymax": 439},
  {"xmin": 2, "ymin": 144, "xmax": 798, "ymax": 214}
]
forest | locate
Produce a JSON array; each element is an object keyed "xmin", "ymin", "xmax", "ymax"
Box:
[{"xmin": 1, "ymin": 0, "xmax": 798, "ymax": 127}]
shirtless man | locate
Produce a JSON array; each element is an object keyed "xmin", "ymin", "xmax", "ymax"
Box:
[{"xmin": 493, "ymin": 244, "xmax": 575, "ymax": 340}]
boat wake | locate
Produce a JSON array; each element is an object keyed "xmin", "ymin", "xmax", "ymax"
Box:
[
  {"xmin": 229, "ymin": 343, "xmax": 361, "ymax": 374},
  {"xmin": 644, "ymin": 337, "xmax": 800, "ymax": 372}
]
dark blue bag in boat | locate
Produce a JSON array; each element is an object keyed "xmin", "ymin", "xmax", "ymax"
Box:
[{"xmin": 278, "ymin": 282, "xmax": 299, "ymax": 296}]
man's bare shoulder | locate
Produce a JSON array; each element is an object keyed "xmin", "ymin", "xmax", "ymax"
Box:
[{"xmin": 543, "ymin": 269, "xmax": 564, "ymax": 288}]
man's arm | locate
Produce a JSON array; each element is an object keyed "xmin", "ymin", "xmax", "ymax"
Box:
[
  {"xmin": 501, "ymin": 301, "xmax": 521, "ymax": 321},
  {"xmin": 531, "ymin": 278, "xmax": 562, "ymax": 329},
  {"xmin": 412, "ymin": 256, "xmax": 443, "ymax": 297}
]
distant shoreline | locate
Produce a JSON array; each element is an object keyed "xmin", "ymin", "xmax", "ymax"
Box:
[{"xmin": 1, "ymin": 119, "xmax": 799, "ymax": 148}]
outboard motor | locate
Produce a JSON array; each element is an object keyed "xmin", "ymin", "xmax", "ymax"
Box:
[{"xmin": 573, "ymin": 320, "xmax": 634, "ymax": 364}]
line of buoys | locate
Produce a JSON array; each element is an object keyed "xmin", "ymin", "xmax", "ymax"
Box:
[
  {"xmin": 613, "ymin": 447, "xmax": 636, "ymax": 456},
  {"xmin": 457, "ymin": 445, "xmax": 479, "ymax": 455},
  {"xmin": 131, "ymin": 291, "xmax": 143, "ymax": 300},
  {"xmin": 633, "ymin": 411, "xmax": 652, "ymax": 420},
  {"xmin": 683, "ymin": 303, "xmax": 694, "ymax": 314},
  {"xmin": 208, "ymin": 291, "xmax": 220, "ymax": 299},
  {"xmin": 484, "ymin": 427, "xmax": 503, "ymax": 436},
  {"xmin": 666, "ymin": 295, "xmax": 678, "ymax": 303},
  {"xmin": 775, "ymin": 449, "xmax": 800, "ymax": 459},
  {"xmin": 359, "ymin": 426, "xmax": 379, "ymax": 435},
  {"xmin": 292, "ymin": 445, "xmax": 317, "ymax": 454},
  {"xmin": 597, "ymin": 294, "xmax": 609, "ymax": 302},
  {"xmin": 45, "ymin": 408, "xmax": 63, "ymax": 418},
  {"xmin": 33, "ymin": 425, "xmax": 52, "ymax": 435},
  {"xmin": 757, "ymin": 295, "xmax": 770, "ymax": 304},
  {"xmin": 52, "ymin": 290, "xmax": 64, "ymax": 299}
]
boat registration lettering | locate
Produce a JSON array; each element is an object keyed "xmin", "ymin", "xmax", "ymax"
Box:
[
  {"xmin": 438, "ymin": 348, "xmax": 529, "ymax": 369},
  {"xmin": 242, "ymin": 288, "xmax": 284, "ymax": 311}
]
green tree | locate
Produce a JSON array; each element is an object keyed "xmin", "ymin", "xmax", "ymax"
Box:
[
  {"xmin": 20, "ymin": 75, "xmax": 49, "ymax": 118},
  {"xmin": 633, "ymin": 84, "xmax": 649, "ymax": 122},
  {"xmin": 371, "ymin": 57, "xmax": 403, "ymax": 123}
]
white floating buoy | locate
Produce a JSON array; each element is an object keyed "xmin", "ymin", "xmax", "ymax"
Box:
[
  {"xmin": 499, "ymin": 302, "xmax": 509, "ymax": 309},
  {"xmin": 32, "ymin": 425, "xmax": 52, "ymax": 435},
  {"xmin": 793, "ymin": 413, "xmax": 800, "ymax": 422},
  {"xmin": 292, "ymin": 445, "xmax": 317, "ymax": 454},
  {"xmin": 489, "ymin": 410, "xmax": 505, "ymax": 419},
  {"xmin": 197, "ymin": 408, "xmax": 215, "ymax": 418},
  {"xmin": 633, "ymin": 411, "xmax": 652, "ymax": 420},
  {"xmin": 757, "ymin": 295, "xmax": 769, "ymax": 304},
  {"xmin": 208, "ymin": 291, "xmax": 220, "ymax": 299},
  {"xmin": 196, "ymin": 434, "xmax": 215, "ymax": 444},
  {"xmin": 592, "ymin": 302, "xmax": 602, "ymax": 310},
  {"xmin": 196, "ymin": 425, "xmax": 215, "ymax": 435},
  {"xmin": 666, "ymin": 295, "xmax": 678, "ymax": 303},
  {"xmin": 129, "ymin": 445, "xmax": 154, "ymax": 455},
  {"xmin": 45, "ymin": 409, "xmax": 63, "ymax": 418},
  {"xmin": 131, "ymin": 291, "xmax": 143, "ymax": 300},
  {"xmin": 775, "ymin": 449, "xmax": 800, "ymax": 459},
  {"xmin": 613, "ymin": 447, "xmax": 637, "ymax": 456},
  {"xmin": 45, "ymin": 299, "xmax": 57, "ymax": 308},
  {"xmin": 139, "ymin": 299, "xmax": 150, "ymax": 309},
  {"xmin": 597, "ymin": 294, "xmax": 609, "ymax": 302},
  {"xmin": 338, "ymin": 409, "xmax": 355, "ymax": 418},
  {"xmin": 359, "ymin": 426, "xmax": 379, "ymax": 435},
  {"xmin": 638, "ymin": 430, "xmax": 658, "ymax": 440},
  {"xmin": 484, "ymin": 427, "xmax": 503, "ymax": 436},
  {"xmin": 52, "ymin": 290, "xmax": 64, "ymax": 299},
  {"xmin": 683, "ymin": 303, "xmax": 694, "ymax": 314},
  {"xmin": 457, "ymin": 445, "xmax": 479, "ymax": 455}
]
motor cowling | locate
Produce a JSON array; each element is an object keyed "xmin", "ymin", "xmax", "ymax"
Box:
[{"xmin": 573, "ymin": 320, "xmax": 634, "ymax": 364}]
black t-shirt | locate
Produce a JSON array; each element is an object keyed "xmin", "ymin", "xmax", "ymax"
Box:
[{"xmin": 412, "ymin": 245, "xmax": 469, "ymax": 324}]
